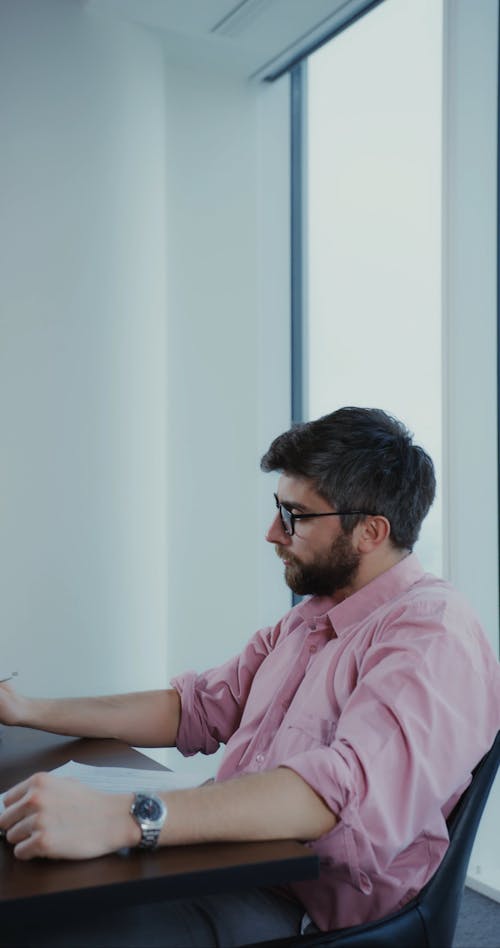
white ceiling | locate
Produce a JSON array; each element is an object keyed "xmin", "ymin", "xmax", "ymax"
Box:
[{"xmin": 84, "ymin": 0, "xmax": 377, "ymax": 80}]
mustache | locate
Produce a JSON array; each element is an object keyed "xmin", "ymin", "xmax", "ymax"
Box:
[{"xmin": 275, "ymin": 546, "xmax": 298, "ymax": 565}]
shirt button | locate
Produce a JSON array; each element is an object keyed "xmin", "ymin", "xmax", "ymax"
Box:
[
  {"xmin": 309, "ymin": 644, "xmax": 317, "ymax": 653},
  {"xmin": 255, "ymin": 753, "xmax": 264, "ymax": 764}
]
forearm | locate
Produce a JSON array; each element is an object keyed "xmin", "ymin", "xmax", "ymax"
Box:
[
  {"xmin": 157, "ymin": 767, "xmax": 337, "ymax": 847},
  {"xmin": 0, "ymin": 766, "xmax": 337, "ymax": 861},
  {"xmin": 9, "ymin": 689, "xmax": 181, "ymax": 747}
]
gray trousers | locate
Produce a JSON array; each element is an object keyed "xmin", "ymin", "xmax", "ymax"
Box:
[{"xmin": 5, "ymin": 887, "xmax": 312, "ymax": 947}]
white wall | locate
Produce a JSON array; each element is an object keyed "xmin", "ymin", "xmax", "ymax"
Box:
[
  {"xmin": 163, "ymin": 64, "xmax": 290, "ymax": 673},
  {"xmin": 0, "ymin": 0, "xmax": 290, "ymax": 736},
  {"xmin": 442, "ymin": 0, "xmax": 500, "ymax": 900},
  {"xmin": 0, "ymin": 0, "xmax": 170, "ymax": 696},
  {"xmin": 161, "ymin": 64, "xmax": 291, "ymax": 774}
]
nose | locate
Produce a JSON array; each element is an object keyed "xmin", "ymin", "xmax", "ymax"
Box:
[{"xmin": 265, "ymin": 511, "xmax": 291, "ymax": 545}]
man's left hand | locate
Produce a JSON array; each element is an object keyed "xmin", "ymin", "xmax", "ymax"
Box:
[{"xmin": 0, "ymin": 773, "xmax": 136, "ymax": 860}]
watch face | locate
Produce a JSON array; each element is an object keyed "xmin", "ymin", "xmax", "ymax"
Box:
[{"xmin": 136, "ymin": 796, "xmax": 163, "ymax": 821}]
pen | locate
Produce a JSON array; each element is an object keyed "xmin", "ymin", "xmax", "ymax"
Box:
[{"xmin": 0, "ymin": 672, "xmax": 18, "ymax": 684}]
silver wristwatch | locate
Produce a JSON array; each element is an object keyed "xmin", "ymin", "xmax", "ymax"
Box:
[{"xmin": 130, "ymin": 792, "xmax": 167, "ymax": 849}]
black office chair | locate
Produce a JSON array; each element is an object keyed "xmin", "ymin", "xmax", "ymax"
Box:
[{"xmin": 248, "ymin": 732, "xmax": 500, "ymax": 948}]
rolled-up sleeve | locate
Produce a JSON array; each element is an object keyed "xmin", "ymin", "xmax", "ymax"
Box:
[
  {"xmin": 280, "ymin": 614, "xmax": 500, "ymax": 882},
  {"xmin": 171, "ymin": 623, "xmax": 279, "ymax": 756}
]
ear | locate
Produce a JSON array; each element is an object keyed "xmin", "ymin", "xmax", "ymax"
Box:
[{"xmin": 355, "ymin": 515, "xmax": 391, "ymax": 553}]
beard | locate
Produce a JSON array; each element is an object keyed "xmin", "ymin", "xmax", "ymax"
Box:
[{"xmin": 277, "ymin": 531, "xmax": 361, "ymax": 597}]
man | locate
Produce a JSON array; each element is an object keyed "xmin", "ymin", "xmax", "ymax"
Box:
[{"xmin": 1, "ymin": 407, "xmax": 499, "ymax": 947}]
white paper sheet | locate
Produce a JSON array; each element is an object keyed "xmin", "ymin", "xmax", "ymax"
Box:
[
  {"xmin": 49, "ymin": 760, "xmax": 208, "ymax": 793},
  {"xmin": 0, "ymin": 761, "xmax": 209, "ymax": 812}
]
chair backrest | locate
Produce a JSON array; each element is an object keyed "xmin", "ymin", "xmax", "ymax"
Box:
[
  {"xmin": 418, "ymin": 730, "xmax": 500, "ymax": 948},
  {"xmin": 251, "ymin": 732, "xmax": 500, "ymax": 948}
]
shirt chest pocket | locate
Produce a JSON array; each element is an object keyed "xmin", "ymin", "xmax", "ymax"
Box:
[{"xmin": 285, "ymin": 712, "xmax": 337, "ymax": 749}]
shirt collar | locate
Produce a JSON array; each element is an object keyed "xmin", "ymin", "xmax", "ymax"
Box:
[{"xmin": 296, "ymin": 553, "xmax": 426, "ymax": 636}]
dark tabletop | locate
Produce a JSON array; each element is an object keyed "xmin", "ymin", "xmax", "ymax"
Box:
[{"xmin": 0, "ymin": 726, "xmax": 319, "ymax": 923}]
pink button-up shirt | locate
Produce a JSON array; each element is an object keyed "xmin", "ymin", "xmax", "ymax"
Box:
[{"xmin": 172, "ymin": 555, "xmax": 500, "ymax": 931}]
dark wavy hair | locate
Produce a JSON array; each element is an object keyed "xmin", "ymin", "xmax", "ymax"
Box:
[{"xmin": 260, "ymin": 407, "xmax": 436, "ymax": 551}]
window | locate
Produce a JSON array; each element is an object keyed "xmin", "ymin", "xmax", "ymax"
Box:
[{"xmin": 299, "ymin": 0, "xmax": 443, "ymax": 572}]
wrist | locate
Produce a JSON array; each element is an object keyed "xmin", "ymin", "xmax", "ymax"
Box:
[
  {"xmin": 19, "ymin": 695, "xmax": 50, "ymax": 728},
  {"xmin": 10, "ymin": 693, "xmax": 33, "ymax": 727},
  {"xmin": 106, "ymin": 794, "xmax": 142, "ymax": 851},
  {"xmin": 129, "ymin": 792, "xmax": 168, "ymax": 849}
]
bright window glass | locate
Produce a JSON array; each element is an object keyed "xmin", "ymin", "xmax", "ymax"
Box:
[{"xmin": 306, "ymin": 0, "xmax": 443, "ymax": 573}]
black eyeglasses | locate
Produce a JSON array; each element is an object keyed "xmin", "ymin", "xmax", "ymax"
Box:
[{"xmin": 273, "ymin": 494, "xmax": 375, "ymax": 537}]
